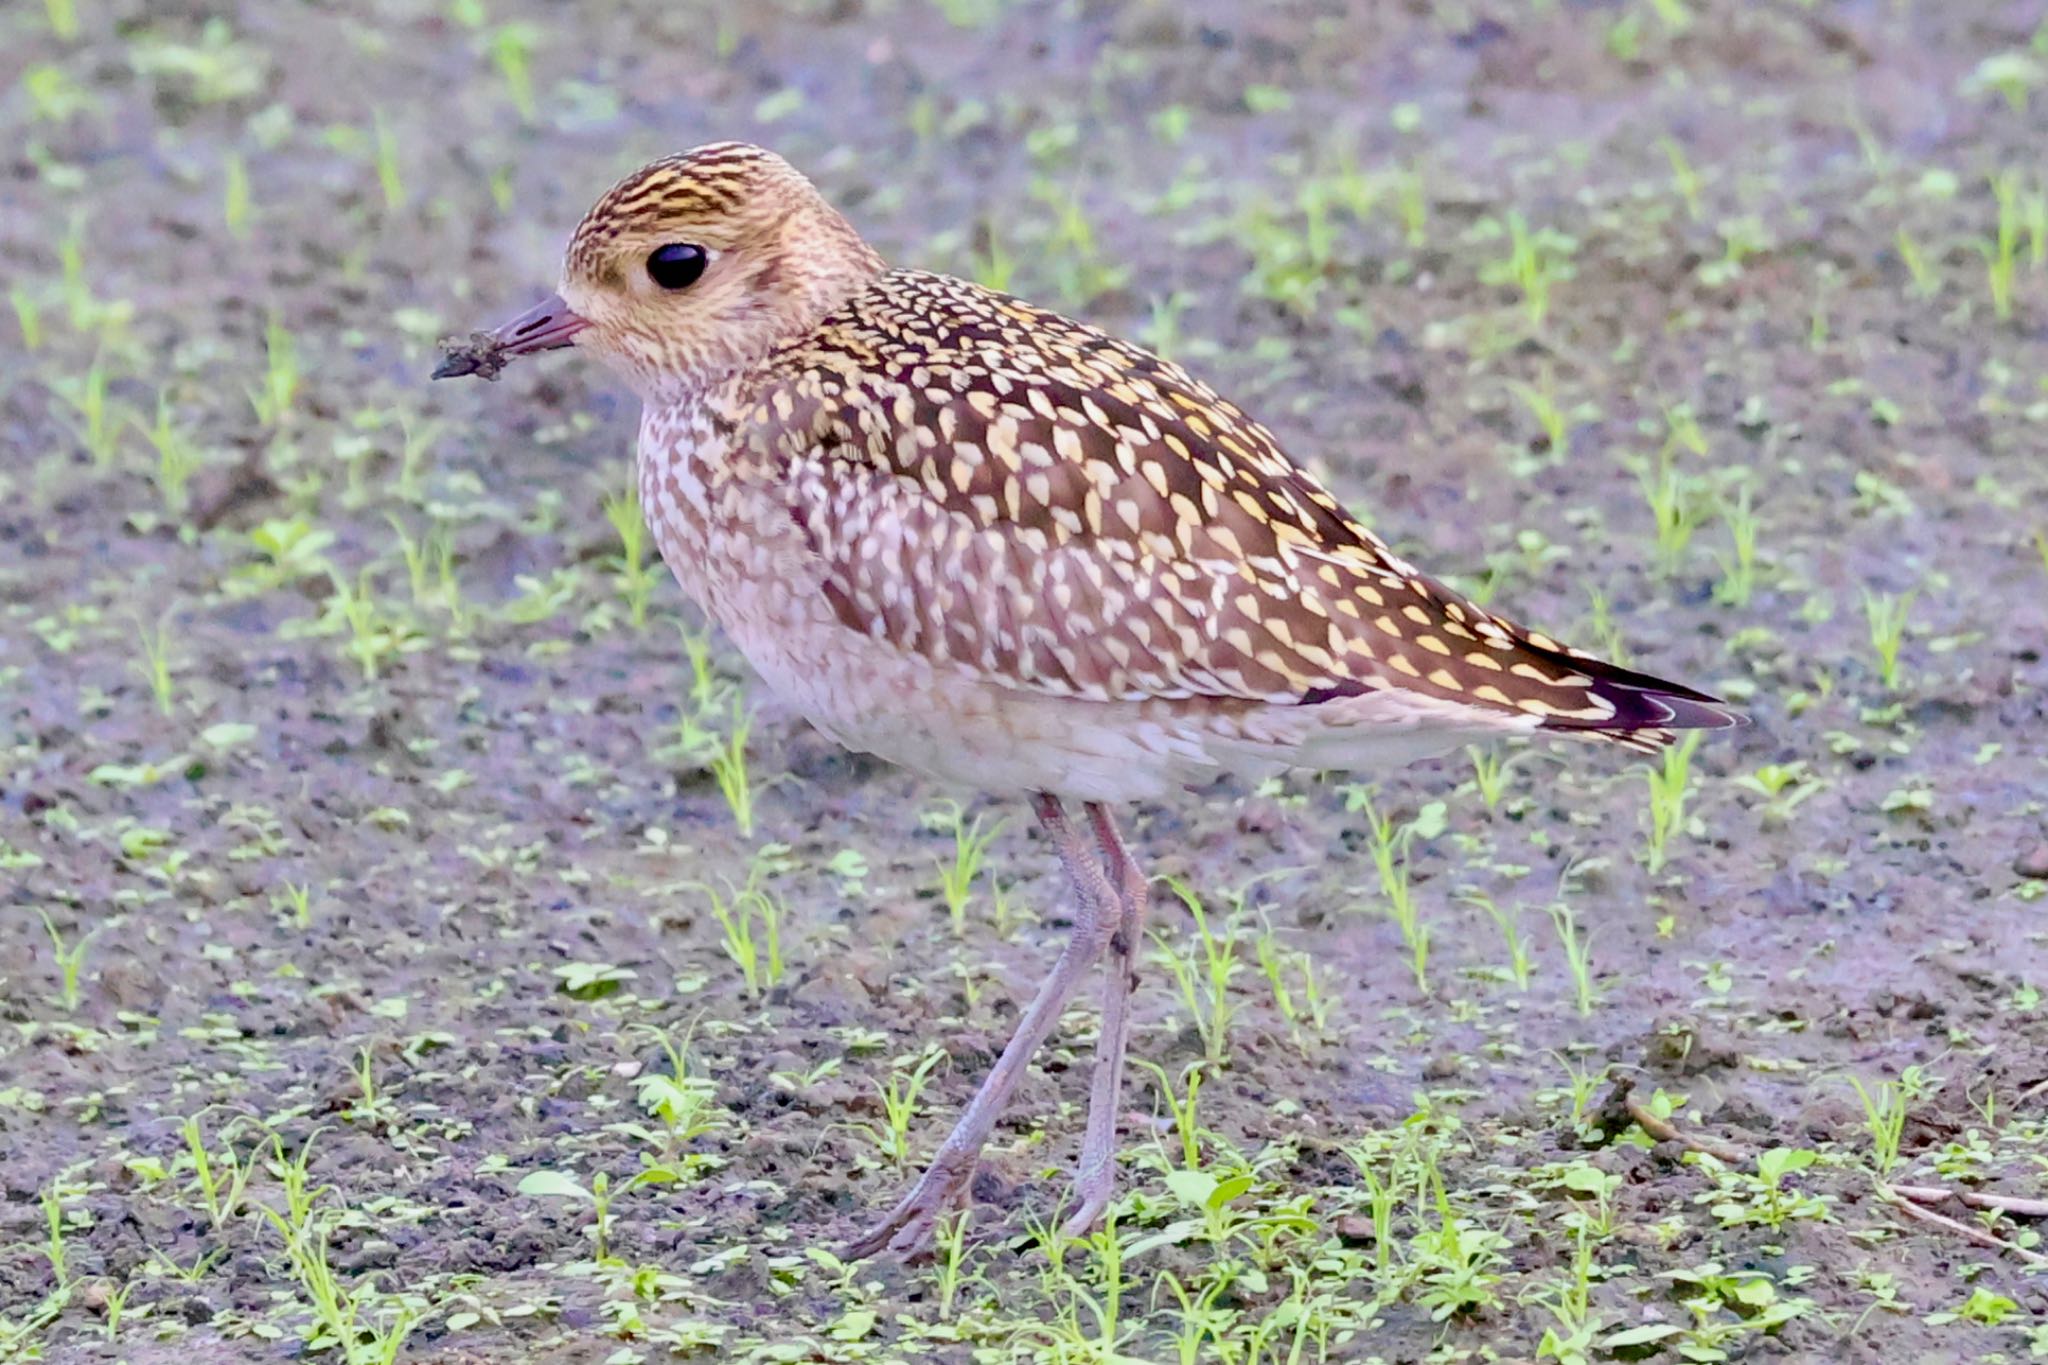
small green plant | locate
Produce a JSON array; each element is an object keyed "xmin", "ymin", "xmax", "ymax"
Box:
[
  {"xmin": 248, "ymin": 314, "xmax": 299, "ymax": 428},
  {"xmin": 1465, "ymin": 744, "xmax": 1529, "ymax": 811},
  {"xmin": 275, "ymin": 880, "xmax": 313, "ymax": 928},
  {"xmin": 1846, "ymin": 1064, "xmax": 1937, "ymax": 1177},
  {"xmin": 1712, "ymin": 484, "xmax": 1760, "ymax": 606},
  {"xmin": 706, "ymin": 700, "xmax": 757, "ymax": 835},
  {"xmin": 1658, "ymin": 135, "xmax": 1702, "ymax": 219},
  {"xmin": 38, "ymin": 910, "xmax": 100, "ymax": 1012},
  {"xmin": 928, "ymin": 800, "xmax": 1004, "ymax": 934},
  {"xmin": 485, "ymin": 23, "xmax": 541, "ymax": 122},
  {"xmin": 862, "ymin": 1047, "xmax": 946, "ymax": 1165},
  {"xmin": 1984, "ymin": 168, "xmax": 2034, "ymax": 320},
  {"xmin": 371, "ymin": 111, "xmax": 405, "ymax": 211},
  {"xmin": 516, "ymin": 1167, "xmax": 664, "ymax": 1263},
  {"xmin": 48, "ymin": 356, "xmax": 122, "ymax": 466},
  {"xmin": 1459, "ymin": 889, "xmax": 1531, "ymax": 988},
  {"xmin": 1546, "ymin": 899, "xmax": 1597, "ymax": 1016},
  {"xmin": 1411, "ymin": 1182, "xmax": 1509, "ymax": 1320},
  {"xmin": 1507, "ymin": 370, "xmax": 1570, "ymax": 466},
  {"xmin": 1349, "ymin": 792, "xmax": 1446, "ymax": 991},
  {"xmin": 1156, "ymin": 879, "xmax": 1245, "ymax": 1068},
  {"xmin": 182, "ymin": 1112, "xmax": 259, "ymax": 1231},
  {"xmin": 1635, "ymin": 445, "xmax": 1711, "ymax": 576},
  {"xmin": 223, "ymin": 150, "xmax": 250, "ymax": 238},
  {"xmin": 1253, "ymin": 915, "xmax": 1332, "ymax": 1049},
  {"xmin": 1861, "ymin": 588, "xmax": 1914, "ymax": 691},
  {"xmin": 697, "ymin": 876, "xmax": 785, "ymax": 998},
  {"xmin": 1644, "ymin": 731, "xmax": 1701, "ymax": 873},
  {"xmin": 134, "ymin": 395, "xmax": 203, "ymax": 514},
  {"xmin": 131, "ymin": 610, "xmax": 177, "ymax": 716},
  {"xmin": 1732, "ymin": 761, "xmax": 1825, "ymax": 825},
  {"xmin": 1895, "ymin": 228, "xmax": 1938, "ymax": 297},
  {"xmin": 603, "ymin": 482, "xmax": 658, "ymax": 629},
  {"xmin": 1706, "ymin": 1147, "xmax": 1826, "ymax": 1228},
  {"xmin": 1480, "ymin": 212, "xmax": 1576, "ymax": 329}
]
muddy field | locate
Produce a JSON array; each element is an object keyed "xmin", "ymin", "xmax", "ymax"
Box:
[{"xmin": 4, "ymin": 1, "xmax": 2048, "ymax": 1361}]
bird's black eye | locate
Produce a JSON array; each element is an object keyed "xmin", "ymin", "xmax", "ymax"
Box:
[{"xmin": 646, "ymin": 243, "xmax": 709, "ymax": 291}]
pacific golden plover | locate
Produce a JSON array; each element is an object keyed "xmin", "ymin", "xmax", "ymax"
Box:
[{"xmin": 437, "ymin": 142, "xmax": 1737, "ymax": 1257}]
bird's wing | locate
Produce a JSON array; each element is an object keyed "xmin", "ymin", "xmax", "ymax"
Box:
[{"xmin": 745, "ymin": 270, "xmax": 1733, "ymax": 743}]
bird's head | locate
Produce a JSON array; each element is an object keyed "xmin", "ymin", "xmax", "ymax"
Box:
[{"xmin": 435, "ymin": 142, "xmax": 883, "ymax": 402}]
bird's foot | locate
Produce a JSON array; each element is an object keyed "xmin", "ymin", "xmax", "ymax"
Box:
[
  {"xmin": 1060, "ymin": 1165, "xmax": 1116, "ymax": 1241},
  {"xmin": 845, "ymin": 1152, "xmax": 976, "ymax": 1259}
]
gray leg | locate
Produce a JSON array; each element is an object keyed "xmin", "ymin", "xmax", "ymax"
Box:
[
  {"xmin": 847, "ymin": 793, "xmax": 1120, "ymax": 1258},
  {"xmin": 1061, "ymin": 802, "xmax": 1150, "ymax": 1238}
]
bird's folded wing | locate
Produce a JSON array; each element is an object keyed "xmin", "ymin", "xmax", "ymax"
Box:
[{"xmin": 748, "ymin": 271, "xmax": 1731, "ymax": 737}]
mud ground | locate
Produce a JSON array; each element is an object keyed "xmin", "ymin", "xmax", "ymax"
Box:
[{"xmin": 3, "ymin": 1, "xmax": 2047, "ymax": 1361}]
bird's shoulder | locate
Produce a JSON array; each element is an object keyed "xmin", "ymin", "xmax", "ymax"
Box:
[{"xmin": 741, "ymin": 268, "xmax": 1389, "ymax": 571}]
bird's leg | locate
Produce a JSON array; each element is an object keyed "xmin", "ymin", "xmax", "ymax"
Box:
[
  {"xmin": 847, "ymin": 792, "xmax": 1120, "ymax": 1258},
  {"xmin": 1062, "ymin": 802, "xmax": 1151, "ymax": 1238}
]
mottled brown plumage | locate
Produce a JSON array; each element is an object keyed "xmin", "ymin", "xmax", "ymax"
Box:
[{"xmin": 441, "ymin": 141, "xmax": 1738, "ymax": 1259}]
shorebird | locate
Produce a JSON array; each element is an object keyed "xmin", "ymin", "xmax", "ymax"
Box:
[{"xmin": 436, "ymin": 142, "xmax": 1737, "ymax": 1257}]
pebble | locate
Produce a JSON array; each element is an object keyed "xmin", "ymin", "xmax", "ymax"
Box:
[{"xmin": 2014, "ymin": 843, "xmax": 2048, "ymax": 881}]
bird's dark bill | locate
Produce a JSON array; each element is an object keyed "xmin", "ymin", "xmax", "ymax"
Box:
[{"xmin": 431, "ymin": 292, "xmax": 588, "ymax": 380}]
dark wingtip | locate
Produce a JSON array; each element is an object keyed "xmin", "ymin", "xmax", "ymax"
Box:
[
  {"xmin": 430, "ymin": 353, "xmax": 479, "ymax": 381},
  {"xmin": 1532, "ymin": 646, "xmax": 1745, "ymax": 736}
]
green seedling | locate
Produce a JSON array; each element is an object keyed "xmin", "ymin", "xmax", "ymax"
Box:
[
  {"xmin": 1712, "ymin": 484, "xmax": 1759, "ymax": 606},
  {"xmin": 1965, "ymin": 51, "xmax": 2045, "ymax": 113},
  {"xmin": 1984, "ymin": 170, "xmax": 2027, "ymax": 320},
  {"xmin": 1895, "ymin": 228, "xmax": 1938, "ymax": 297},
  {"xmin": 275, "ymin": 880, "xmax": 313, "ymax": 928},
  {"xmin": 1635, "ymin": 446, "xmax": 1711, "ymax": 576},
  {"xmin": 602, "ymin": 482, "xmax": 659, "ymax": 629},
  {"xmin": 1507, "ymin": 370, "xmax": 1570, "ymax": 466},
  {"xmin": 862, "ymin": 1047, "xmax": 946, "ymax": 1166},
  {"xmin": 1458, "ymin": 889, "xmax": 1531, "ymax": 988},
  {"xmin": 1846, "ymin": 1064, "xmax": 1937, "ymax": 1177},
  {"xmin": 256, "ymin": 1204, "xmax": 421, "ymax": 1362},
  {"xmin": 131, "ymin": 610, "xmax": 177, "ymax": 716},
  {"xmin": 38, "ymin": 910, "xmax": 100, "ymax": 1012},
  {"xmin": 9, "ymin": 287, "xmax": 41, "ymax": 350},
  {"xmin": 696, "ymin": 876, "xmax": 784, "ymax": 997},
  {"xmin": 1155, "ymin": 878, "xmax": 1244, "ymax": 1068},
  {"xmin": 1546, "ymin": 899, "xmax": 1597, "ymax": 1016},
  {"xmin": 134, "ymin": 395, "xmax": 202, "ymax": 514},
  {"xmin": 372, "ymin": 111, "xmax": 405, "ymax": 210},
  {"xmin": 48, "ymin": 356, "xmax": 121, "ymax": 466},
  {"xmin": 517, "ymin": 1167, "xmax": 665, "ymax": 1262},
  {"xmin": 926, "ymin": 799, "xmax": 1004, "ymax": 934},
  {"xmin": 1480, "ymin": 212, "xmax": 1576, "ymax": 329},
  {"xmin": 706, "ymin": 700, "xmax": 757, "ymax": 835},
  {"xmin": 223, "ymin": 150, "xmax": 250, "ymax": 238},
  {"xmin": 631, "ymin": 1025, "xmax": 729, "ymax": 1153},
  {"xmin": 1644, "ymin": 731, "xmax": 1701, "ymax": 873},
  {"xmin": 1732, "ymin": 761, "xmax": 1824, "ymax": 825},
  {"xmin": 248, "ymin": 314, "xmax": 299, "ymax": 428},
  {"xmin": 1659, "ymin": 135, "xmax": 1702, "ymax": 219},
  {"xmin": 1861, "ymin": 588, "xmax": 1914, "ymax": 691},
  {"xmin": 1391, "ymin": 165, "xmax": 1428, "ymax": 247},
  {"xmin": 486, "ymin": 23, "xmax": 540, "ymax": 121},
  {"xmin": 1253, "ymin": 914, "xmax": 1332, "ymax": 1049},
  {"xmin": 1348, "ymin": 792, "xmax": 1445, "ymax": 991},
  {"xmin": 182, "ymin": 1112, "xmax": 259, "ymax": 1231},
  {"xmin": 41, "ymin": 1182, "xmax": 70, "ymax": 1289},
  {"xmin": 1465, "ymin": 744, "xmax": 1530, "ymax": 811}
]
